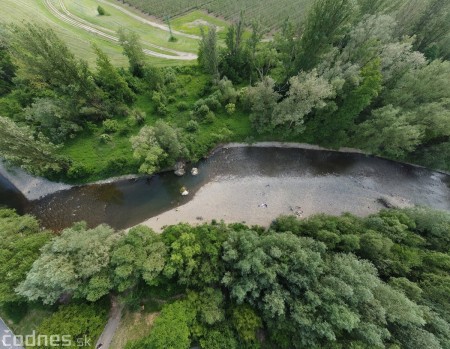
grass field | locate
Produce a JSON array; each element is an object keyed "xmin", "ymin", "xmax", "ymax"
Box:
[
  {"xmin": 0, "ymin": 0, "xmax": 234, "ymax": 66},
  {"xmin": 123, "ymin": 0, "xmax": 314, "ymax": 31}
]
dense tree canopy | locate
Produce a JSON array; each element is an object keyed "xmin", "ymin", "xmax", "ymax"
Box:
[
  {"xmin": 16, "ymin": 222, "xmax": 124, "ymax": 304},
  {"xmin": 0, "ymin": 116, "xmax": 66, "ymax": 176},
  {"xmin": 3, "ymin": 206, "xmax": 450, "ymax": 349},
  {"xmin": 0, "ymin": 209, "xmax": 51, "ymax": 305}
]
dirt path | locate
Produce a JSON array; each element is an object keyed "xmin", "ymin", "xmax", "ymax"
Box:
[
  {"xmin": 95, "ymin": 297, "xmax": 124, "ymax": 349},
  {"xmin": 44, "ymin": 0, "xmax": 197, "ymax": 60}
]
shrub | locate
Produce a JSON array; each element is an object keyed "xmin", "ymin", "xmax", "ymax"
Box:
[
  {"xmin": 186, "ymin": 120, "xmax": 199, "ymax": 132},
  {"xmin": 198, "ymin": 104, "xmax": 210, "ymax": 117},
  {"xmin": 162, "ymin": 67, "xmax": 177, "ymax": 84},
  {"xmin": 157, "ymin": 104, "xmax": 169, "ymax": 116},
  {"xmin": 178, "ymin": 90, "xmax": 188, "ymax": 98},
  {"xmin": 103, "ymin": 119, "xmax": 120, "ymax": 133},
  {"xmin": 36, "ymin": 304, "xmax": 107, "ymax": 347},
  {"xmin": 168, "ymin": 95, "xmax": 176, "ymax": 104},
  {"xmin": 204, "ymin": 111, "xmax": 216, "ymax": 124},
  {"xmin": 104, "ymin": 157, "xmax": 134, "ymax": 175},
  {"xmin": 152, "ymin": 91, "xmax": 168, "ymax": 115},
  {"xmin": 205, "ymin": 95, "xmax": 222, "ymax": 111},
  {"xmin": 226, "ymin": 103, "xmax": 236, "ymax": 115},
  {"xmin": 115, "ymin": 104, "xmax": 130, "ymax": 118},
  {"xmin": 193, "ymin": 99, "xmax": 211, "ymax": 120},
  {"xmin": 97, "ymin": 5, "xmax": 106, "ymax": 15},
  {"xmin": 130, "ymin": 108, "xmax": 146, "ymax": 125},
  {"xmin": 67, "ymin": 163, "xmax": 93, "ymax": 180},
  {"xmin": 218, "ymin": 77, "xmax": 238, "ymax": 104},
  {"xmin": 99, "ymin": 133, "xmax": 112, "ymax": 143},
  {"xmin": 177, "ymin": 101, "xmax": 189, "ymax": 111}
]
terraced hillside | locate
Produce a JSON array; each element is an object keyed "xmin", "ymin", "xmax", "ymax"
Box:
[{"xmin": 123, "ymin": 0, "xmax": 314, "ymax": 30}]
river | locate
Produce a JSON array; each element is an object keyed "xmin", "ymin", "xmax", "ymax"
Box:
[{"xmin": 0, "ymin": 146, "xmax": 449, "ymax": 231}]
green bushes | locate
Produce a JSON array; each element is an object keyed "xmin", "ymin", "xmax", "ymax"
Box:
[
  {"xmin": 185, "ymin": 120, "xmax": 199, "ymax": 132},
  {"xmin": 67, "ymin": 162, "xmax": 94, "ymax": 180},
  {"xmin": 102, "ymin": 119, "xmax": 120, "ymax": 133},
  {"xmin": 97, "ymin": 5, "xmax": 106, "ymax": 16},
  {"xmin": 36, "ymin": 303, "xmax": 107, "ymax": 348}
]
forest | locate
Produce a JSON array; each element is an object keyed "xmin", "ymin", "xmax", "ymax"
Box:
[
  {"xmin": 0, "ymin": 0, "xmax": 449, "ymax": 182},
  {"xmin": 1, "ymin": 207, "xmax": 450, "ymax": 348}
]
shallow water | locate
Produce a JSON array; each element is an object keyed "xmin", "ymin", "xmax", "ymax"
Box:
[{"xmin": 0, "ymin": 147, "xmax": 449, "ymax": 230}]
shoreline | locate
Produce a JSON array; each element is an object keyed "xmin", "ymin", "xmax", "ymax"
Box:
[
  {"xmin": 1, "ymin": 142, "xmax": 449, "ymax": 202},
  {"xmin": 139, "ymin": 175, "xmax": 414, "ymax": 232}
]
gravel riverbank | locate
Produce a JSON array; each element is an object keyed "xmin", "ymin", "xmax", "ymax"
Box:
[{"xmin": 140, "ymin": 175, "xmax": 417, "ymax": 231}]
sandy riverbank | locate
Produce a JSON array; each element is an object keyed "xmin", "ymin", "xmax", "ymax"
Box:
[{"xmin": 141, "ymin": 175, "xmax": 413, "ymax": 232}]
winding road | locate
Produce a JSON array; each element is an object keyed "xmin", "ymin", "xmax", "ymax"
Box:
[{"xmin": 44, "ymin": 0, "xmax": 198, "ymax": 60}]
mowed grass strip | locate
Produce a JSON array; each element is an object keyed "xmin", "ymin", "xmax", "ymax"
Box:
[
  {"xmin": 61, "ymin": 0, "xmax": 200, "ymax": 54},
  {"xmin": 1, "ymin": 0, "xmax": 196, "ymax": 65},
  {"xmin": 1, "ymin": 0, "xmax": 128, "ymax": 65}
]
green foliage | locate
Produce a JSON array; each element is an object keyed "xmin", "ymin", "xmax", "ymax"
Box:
[
  {"xmin": 36, "ymin": 303, "xmax": 107, "ymax": 349},
  {"xmin": 384, "ymin": 60, "xmax": 450, "ymax": 109},
  {"xmin": 272, "ymin": 70, "xmax": 335, "ymax": 135},
  {"xmin": 296, "ymin": 0, "xmax": 358, "ymax": 71},
  {"xmin": 99, "ymin": 133, "xmax": 113, "ymax": 143},
  {"xmin": 144, "ymin": 300, "xmax": 195, "ymax": 349},
  {"xmin": 24, "ymin": 98, "xmax": 82, "ymax": 144},
  {"xmin": 199, "ymin": 326, "xmax": 238, "ymax": 349},
  {"xmin": 353, "ymin": 105, "xmax": 423, "ymax": 158},
  {"xmin": 163, "ymin": 223, "xmax": 229, "ymax": 287},
  {"xmin": 0, "ymin": 28, "xmax": 16, "ymax": 96},
  {"xmin": 0, "ymin": 209, "xmax": 51, "ymax": 305},
  {"xmin": 102, "ymin": 119, "xmax": 120, "ymax": 133},
  {"xmin": 4, "ymin": 207, "xmax": 450, "ymax": 349},
  {"xmin": 16, "ymin": 222, "xmax": 123, "ymax": 304},
  {"xmin": 131, "ymin": 120, "xmax": 188, "ymax": 174},
  {"xmin": 10, "ymin": 23, "xmax": 95, "ymax": 98},
  {"xmin": 321, "ymin": 58, "xmax": 383, "ymax": 147},
  {"xmin": 0, "ymin": 116, "xmax": 66, "ymax": 176},
  {"xmin": 198, "ymin": 25, "xmax": 219, "ymax": 78},
  {"xmin": 185, "ymin": 119, "xmax": 199, "ymax": 132},
  {"xmin": 231, "ymin": 304, "xmax": 262, "ymax": 345},
  {"xmin": 246, "ymin": 76, "xmax": 280, "ymax": 133},
  {"xmin": 118, "ymin": 29, "xmax": 146, "ymax": 77},
  {"xmin": 111, "ymin": 225, "xmax": 167, "ymax": 292},
  {"xmin": 94, "ymin": 45, "xmax": 135, "ymax": 105},
  {"xmin": 97, "ymin": 5, "xmax": 106, "ymax": 16}
]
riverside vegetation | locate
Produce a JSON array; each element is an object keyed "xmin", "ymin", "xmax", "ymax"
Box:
[
  {"xmin": 0, "ymin": 207, "xmax": 450, "ymax": 348},
  {"xmin": 0, "ymin": 0, "xmax": 449, "ymax": 182},
  {"xmin": 0, "ymin": 0, "xmax": 450, "ymax": 348}
]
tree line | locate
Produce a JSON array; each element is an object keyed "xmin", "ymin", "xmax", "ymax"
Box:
[
  {"xmin": 1, "ymin": 207, "xmax": 449, "ymax": 348},
  {"xmin": 198, "ymin": 0, "xmax": 450, "ymax": 170}
]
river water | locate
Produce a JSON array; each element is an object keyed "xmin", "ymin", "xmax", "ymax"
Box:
[{"xmin": 0, "ymin": 147, "xmax": 449, "ymax": 230}]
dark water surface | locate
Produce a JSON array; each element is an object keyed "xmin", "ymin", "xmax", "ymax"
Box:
[{"xmin": 0, "ymin": 147, "xmax": 449, "ymax": 230}]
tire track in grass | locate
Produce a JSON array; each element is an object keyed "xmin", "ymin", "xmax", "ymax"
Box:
[{"xmin": 44, "ymin": 0, "xmax": 197, "ymax": 60}]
